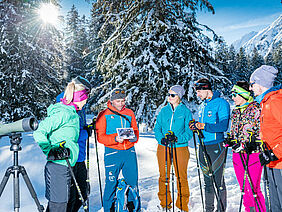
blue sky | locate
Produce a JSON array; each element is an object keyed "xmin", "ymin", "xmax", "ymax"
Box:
[
  {"xmin": 197, "ymin": 0, "xmax": 282, "ymax": 44},
  {"xmin": 60, "ymin": 0, "xmax": 282, "ymax": 44}
]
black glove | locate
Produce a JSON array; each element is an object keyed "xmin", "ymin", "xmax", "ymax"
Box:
[
  {"xmin": 47, "ymin": 142, "xmax": 70, "ymax": 160},
  {"xmin": 165, "ymin": 131, "xmax": 177, "ymax": 143},
  {"xmin": 84, "ymin": 124, "xmax": 94, "ymax": 137},
  {"xmin": 161, "ymin": 137, "xmax": 170, "ymax": 146},
  {"xmin": 189, "ymin": 120, "xmax": 199, "ymax": 131},
  {"xmin": 259, "ymin": 149, "xmax": 279, "ymax": 166},
  {"xmin": 224, "ymin": 133, "xmax": 236, "ymax": 147},
  {"xmin": 232, "ymin": 142, "xmax": 244, "ymax": 153},
  {"xmin": 245, "ymin": 141, "xmax": 259, "ymax": 154}
]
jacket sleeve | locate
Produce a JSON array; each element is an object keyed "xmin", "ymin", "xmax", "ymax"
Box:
[
  {"xmin": 33, "ymin": 111, "xmax": 67, "ymax": 155},
  {"xmin": 96, "ymin": 110, "xmax": 118, "ymax": 146},
  {"xmin": 268, "ymin": 98, "xmax": 282, "ymax": 158},
  {"xmin": 177, "ymin": 108, "xmax": 193, "ymax": 142},
  {"xmin": 154, "ymin": 110, "xmax": 164, "ymax": 143},
  {"xmin": 230, "ymin": 110, "xmax": 236, "ymax": 139},
  {"xmin": 205, "ymin": 100, "xmax": 230, "ymax": 133}
]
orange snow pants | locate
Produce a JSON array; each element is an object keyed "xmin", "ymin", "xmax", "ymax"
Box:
[{"xmin": 157, "ymin": 144, "xmax": 190, "ymax": 211}]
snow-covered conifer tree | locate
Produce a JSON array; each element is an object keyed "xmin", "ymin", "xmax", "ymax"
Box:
[
  {"xmin": 248, "ymin": 47, "xmax": 264, "ymax": 72},
  {"xmin": 0, "ymin": 0, "xmax": 64, "ymax": 122},
  {"xmin": 64, "ymin": 5, "xmax": 89, "ymax": 80},
  {"xmin": 272, "ymin": 43, "xmax": 282, "ymax": 83},
  {"xmin": 214, "ymin": 40, "xmax": 233, "ymax": 91},
  {"xmin": 234, "ymin": 47, "xmax": 249, "ymax": 82},
  {"xmin": 91, "ymin": 0, "xmax": 230, "ymax": 127}
]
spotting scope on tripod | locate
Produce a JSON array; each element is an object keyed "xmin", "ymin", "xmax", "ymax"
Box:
[{"xmin": 0, "ymin": 117, "xmax": 44, "ymax": 212}]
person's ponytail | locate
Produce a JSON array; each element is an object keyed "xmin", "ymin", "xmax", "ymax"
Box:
[{"xmin": 63, "ymin": 82, "xmax": 75, "ymax": 104}]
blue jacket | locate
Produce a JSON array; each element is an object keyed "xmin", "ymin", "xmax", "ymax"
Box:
[
  {"xmin": 56, "ymin": 92, "xmax": 88, "ymax": 162},
  {"xmin": 198, "ymin": 91, "xmax": 230, "ymax": 145},
  {"xmin": 154, "ymin": 102, "xmax": 193, "ymax": 147}
]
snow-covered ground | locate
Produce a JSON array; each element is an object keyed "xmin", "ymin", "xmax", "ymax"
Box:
[{"xmin": 0, "ymin": 120, "xmax": 256, "ymax": 211}]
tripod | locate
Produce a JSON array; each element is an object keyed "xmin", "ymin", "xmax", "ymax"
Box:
[{"xmin": 0, "ymin": 133, "xmax": 44, "ymax": 212}]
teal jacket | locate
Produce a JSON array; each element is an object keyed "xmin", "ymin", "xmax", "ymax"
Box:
[
  {"xmin": 154, "ymin": 102, "xmax": 193, "ymax": 147},
  {"xmin": 33, "ymin": 103, "xmax": 80, "ymax": 167}
]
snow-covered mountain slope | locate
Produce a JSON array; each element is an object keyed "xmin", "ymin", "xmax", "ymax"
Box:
[
  {"xmin": 232, "ymin": 31, "xmax": 257, "ymax": 51},
  {"xmin": 243, "ymin": 14, "xmax": 282, "ymax": 56}
]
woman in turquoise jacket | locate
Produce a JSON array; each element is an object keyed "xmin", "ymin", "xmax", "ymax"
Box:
[
  {"xmin": 33, "ymin": 78, "xmax": 89, "ymax": 212},
  {"xmin": 154, "ymin": 85, "xmax": 193, "ymax": 212}
]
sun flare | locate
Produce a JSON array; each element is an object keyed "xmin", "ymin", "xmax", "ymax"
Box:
[{"xmin": 38, "ymin": 3, "xmax": 59, "ymax": 25}]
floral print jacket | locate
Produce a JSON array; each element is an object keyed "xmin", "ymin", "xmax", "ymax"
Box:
[{"xmin": 230, "ymin": 101, "xmax": 261, "ymax": 144}]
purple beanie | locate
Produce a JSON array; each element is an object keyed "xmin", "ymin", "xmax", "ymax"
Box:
[
  {"xmin": 170, "ymin": 85, "xmax": 185, "ymax": 99},
  {"xmin": 250, "ymin": 65, "xmax": 278, "ymax": 89}
]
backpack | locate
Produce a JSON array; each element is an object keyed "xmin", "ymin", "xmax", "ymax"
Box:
[{"xmin": 115, "ymin": 178, "xmax": 140, "ymax": 212}]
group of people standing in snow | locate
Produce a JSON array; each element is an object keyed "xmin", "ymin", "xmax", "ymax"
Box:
[
  {"xmin": 32, "ymin": 64, "xmax": 281, "ymax": 212},
  {"xmin": 154, "ymin": 65, "xmax": 282, "ymax": 212}
]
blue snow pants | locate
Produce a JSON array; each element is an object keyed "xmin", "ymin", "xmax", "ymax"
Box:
[{"xmin": 103, "ymin": 146, "xmax": 140, "ymax": 212}]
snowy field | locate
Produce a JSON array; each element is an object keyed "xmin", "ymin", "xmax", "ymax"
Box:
[{"xmin": 0, "ymin": 117, "xmax": 257, "ymax": 211}]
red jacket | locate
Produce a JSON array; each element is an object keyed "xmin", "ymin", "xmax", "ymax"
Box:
[
  {"xmin": 260, "ymin": 88, "xmax": 282, "ymax": 168},
  {"xmin": 96, "ymin": 101, "xmax": 139, "ymax": 150}
]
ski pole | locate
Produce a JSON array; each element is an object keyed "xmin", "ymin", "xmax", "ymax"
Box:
[
  {"xmin": 66, "ymin": 159, "xmax": 88, "ymax": 212},
  {"xmin": 170, "ymin": 144, "xmax": 175, "ymax": 212},
  {"xmin": 192, "ymin": 131, "xmax": 205, "ymax": 211},
  {"xmin": 197, "ymin": 130, "xmax": 225, "ymax": 212},
  {"xmin": 173, "ymin": 143, "xmax": 183, "ymax": 211},
  {"xmin": 238, "ymin": 152, "xmax": 249, "ymax": 212},
  {"xmin": 165, "ymin": 144, "xmax": 168, "ymax": 212},
  {"xmin": 263, "ymin": 165, "xmax": 271, "ymax": 212},
  {"xmin": 172, "ymin": 141, "xmax": 183, "ymax": 212},
  {"xmin": 93, "ymin": 118, "xmax": 103, "ymax": 207},
  {"xmin": 86, "ymin": 124, "xmax": 91, "ymax": 210},
  {"xmin": 238, "ymin": 152, "xmax": 262, "ymax": 212}
]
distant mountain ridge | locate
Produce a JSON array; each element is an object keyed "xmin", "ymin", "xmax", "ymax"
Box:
[
  {"xmin": 232, "ymin": 14, "xmax": 282, "ymax": 57},
  {"xmin": 233, "ymin": 31, "xmax": 257, "ymax": 50}
]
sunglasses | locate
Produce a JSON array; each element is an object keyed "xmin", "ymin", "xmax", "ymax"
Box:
[
  {"xmin": 168, "ymin": 93, "xmax": 178, "ymax": 98},
  {"xmin": 80, "ymin": 88, "xmax": 91, "ymax": 97},
  {"xmin": 231, "ymin": 92, "xmax": 238, "ymax": 98},
  {"xmin": 231, "ymin": 91, "xmax": 249, "ymax": 98},
  {"xmin": 115, "ymin": 90, "xmax": 125, "ymax": 94},
  {"xmin": 194, "ymin": 82, "xmax": 210, "ymax": 90},
  {"xmin": 249, "ymin": 82, "xmax": 255, "ymax": 87}
]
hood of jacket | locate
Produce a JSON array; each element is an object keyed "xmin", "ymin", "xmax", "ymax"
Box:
[{"xmin": 47, "ymin": 102, "xmax": 77, "ymax": 116}]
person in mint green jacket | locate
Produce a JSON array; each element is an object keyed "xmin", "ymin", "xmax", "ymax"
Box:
[
  {"xmin": 154, "ymin": 85, "xmax": 193, "ymax": 212},
  {"xmin": 33, "ymin": 78, "xmax": 90, "ymax": 212}
]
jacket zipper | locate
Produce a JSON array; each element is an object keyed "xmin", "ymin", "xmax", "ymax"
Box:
[
  {"xmin": 120, "ymin": 116, "xmax": 126, "ymax": 150},
  {"xmin": 169, "ymin": 105, "xmax": 175, "ymax": 131}
]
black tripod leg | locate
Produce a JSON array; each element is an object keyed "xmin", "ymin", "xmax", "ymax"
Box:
[
  {"xmin": 20, "ymin": 166, "xmax": 44, "ymax": 212},
  {"xmin": 0, "ymin": 166, "xmax": 13, "ymax": 197},
  {"xmin": 14, "ymin": 166, "xmax": 20, "ymax": 211}
]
